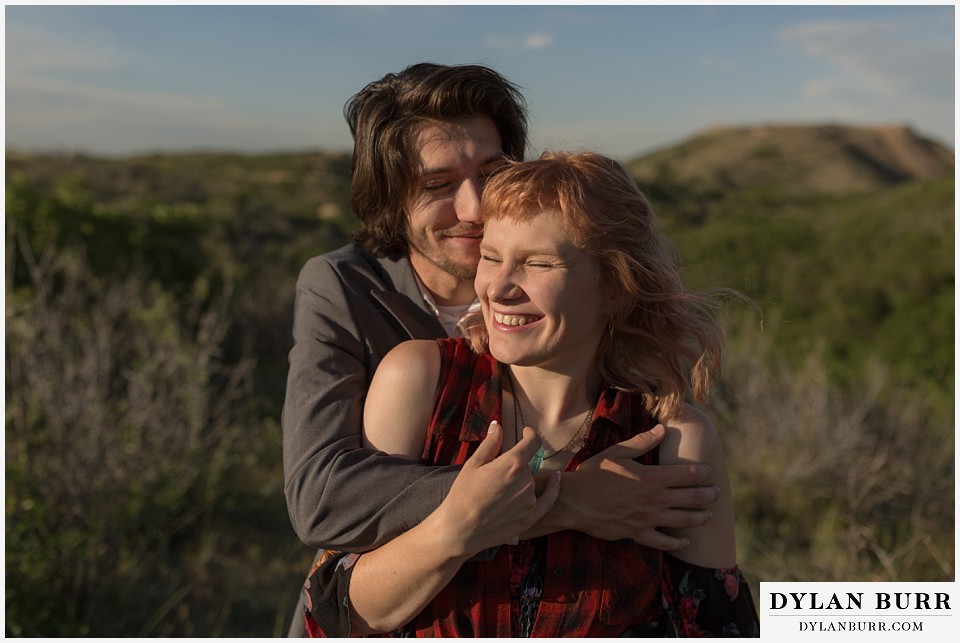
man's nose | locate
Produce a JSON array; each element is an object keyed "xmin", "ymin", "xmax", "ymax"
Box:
[{"xmin": 454, "ymin": 178, "xmax": 483, "ymax": 223}]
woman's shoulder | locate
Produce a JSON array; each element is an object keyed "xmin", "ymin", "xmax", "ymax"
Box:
[
  {"xmin": 658, "ymin": 404, "xmax": 724, "ymax": 466},
  {"xmin": 659, "ymin": 403, "xmax": 738, "ymax": 569},
  {"xmin": 376, "ymin": 339, "xmax": 443, "ymax": 387},
  {"xmin": 365, "ymin": 340, "xmax": 443, "ymax": 457}
]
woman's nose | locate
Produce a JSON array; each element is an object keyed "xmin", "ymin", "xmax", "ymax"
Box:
[{"xmin": 487, "ymin": 267, "xmax": 521, "ymax": 303}]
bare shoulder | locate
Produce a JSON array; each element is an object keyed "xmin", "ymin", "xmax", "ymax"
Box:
[
  {"xmin": 658, "ymin": 404, "xmax": 725, "ymax": 467},
  {"xmin": 377, "ymin": 339, "xmax": 441, "ymax": 379},
  {"xmin": 364, "ymin": 340, "xmax": 441, "ymax": 458},
  {"xmin": 660, "ymin": 404, "xmax": 738, "ymax": 568},
  {"xmin": 370, "ymin": 339, "xmax": 442, "ymax": 411}
]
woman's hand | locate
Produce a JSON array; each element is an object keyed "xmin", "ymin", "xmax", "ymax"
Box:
[
  {"xmin": 429, "ymin": 422, "xmax": 561, "ymax": 558},
  {"xmin": 348, "ymin": 423, "xmax": 559, "ymax": 634}
]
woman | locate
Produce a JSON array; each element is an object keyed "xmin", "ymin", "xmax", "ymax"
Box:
[{"xmin": 303, "ymin": 151, "xmax": 759, "ymax": 637}]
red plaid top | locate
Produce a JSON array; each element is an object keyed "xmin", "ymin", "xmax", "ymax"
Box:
[{"xmin": 400, "ymin": 337, "xmax": 663, "ymax": 637}]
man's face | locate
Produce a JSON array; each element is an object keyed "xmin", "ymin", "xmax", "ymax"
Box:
[{"xmin": 405, "ymin": 115, "xmax": 505, "ymax": 294}]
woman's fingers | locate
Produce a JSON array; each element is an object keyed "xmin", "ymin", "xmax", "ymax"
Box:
[{"xmin": 463, "ymin": 421, "xmax": 504, "ymax": 469}]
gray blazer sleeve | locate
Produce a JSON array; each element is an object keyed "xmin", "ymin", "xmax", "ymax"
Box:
[{"xmin": 282, "ymin": 252, "xmax": 460, "ymax": 552}]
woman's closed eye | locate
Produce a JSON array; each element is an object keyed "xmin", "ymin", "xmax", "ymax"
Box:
[{"xmin": 525, "ymin": 256, "xmax": 565, "ymax": 269}]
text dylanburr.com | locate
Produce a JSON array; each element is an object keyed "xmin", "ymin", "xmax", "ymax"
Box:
[{"xmin": 760, "ymin": 582, "xmax": 956, "ymax": 639}]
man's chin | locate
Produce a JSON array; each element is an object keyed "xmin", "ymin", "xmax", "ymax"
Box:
[
  {"xmin": 409, "ymin": 245, "xmax": 478, "ymax": 282},
  {"xmin": 443, "ymin": 263, "xmax": 477, "ymax": 281},
  {"xmin": 438, "ymin": 249, "xmax": 479, "ymax": 281}
]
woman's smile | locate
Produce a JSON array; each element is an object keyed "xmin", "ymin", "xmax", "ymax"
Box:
[{"xmin": 492, "ymin": 311, "xmax": 544, "ymax": 328}]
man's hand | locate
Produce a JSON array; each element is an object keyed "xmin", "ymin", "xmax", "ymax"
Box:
[{"xmin": 526, "ymin": 424, "xmax": 717, "ymax": 550}]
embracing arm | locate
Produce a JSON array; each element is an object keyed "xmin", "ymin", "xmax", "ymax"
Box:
[
  {"xmin": 521, "ymin": 425, "xmax": 719, "ymax": 550},
  {"xmin": 347, "ymin": 340, "xmax": 559, "ymax": 635},
  {"xmin": 282, "ymin": 256, "xmax": 459, "ymax": 551}
]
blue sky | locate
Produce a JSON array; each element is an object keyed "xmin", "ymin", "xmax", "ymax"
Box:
[{"xmin": 4, "ymin": 3, "xmax": 956, "ymax": 160}]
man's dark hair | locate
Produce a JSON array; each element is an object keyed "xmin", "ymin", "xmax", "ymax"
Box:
[{"xmin": 344, "ymin": 62, "xmax": 528, "ymax": 258}]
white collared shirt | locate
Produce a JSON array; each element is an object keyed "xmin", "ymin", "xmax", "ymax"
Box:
[{"xmin": 413, "ymin": 273, "xmax": 481, "ymax": 338}]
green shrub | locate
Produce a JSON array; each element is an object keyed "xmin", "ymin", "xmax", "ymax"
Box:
[
  {"xmin": 710, "ymin": 315, "xmax": 954, "ymax": 587},
  {"xmin": 5, "ymin": 232, "xmax": 257, "ymax": 634}
]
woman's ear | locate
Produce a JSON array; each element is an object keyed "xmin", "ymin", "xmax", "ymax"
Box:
[{"xmin": 602, "ymin": 281, "xmax": 627, "ymax": 318}]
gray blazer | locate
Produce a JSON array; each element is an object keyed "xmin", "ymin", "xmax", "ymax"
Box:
[{"xmin": 282, "ymin": 243, "xmax": 459, "ymax": 552}]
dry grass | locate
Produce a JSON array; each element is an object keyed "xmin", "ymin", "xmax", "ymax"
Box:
[
  {"xmin": 4, "ymin": 226, "xmax": 272, "ymax": 635},
  {"xmin": 709, "ymin": 316, "xmax": 954, "ymax": 589}
]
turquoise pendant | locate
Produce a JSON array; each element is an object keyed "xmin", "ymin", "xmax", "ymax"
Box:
[{"xmin": 529, "ymin": 447, "xmax": 544, "ymax": 475}]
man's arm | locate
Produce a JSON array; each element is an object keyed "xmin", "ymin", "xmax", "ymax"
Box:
[
  {"xmin": 282, "ymin": 255, "xmax": 459, "ymax": 552},
  {"xmin": 522, "ymin": 424, "xmax": 719, "ymax": 549}
]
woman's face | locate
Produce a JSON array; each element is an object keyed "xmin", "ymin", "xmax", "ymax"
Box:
[{"xmin": 475, "ymin": 210, "xmax": 612, "ymax": 372}]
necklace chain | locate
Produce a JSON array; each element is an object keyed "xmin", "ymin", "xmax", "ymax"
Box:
[{"xmin": 506, "ymin": 368, "xmax": 594, "ymax": 463}]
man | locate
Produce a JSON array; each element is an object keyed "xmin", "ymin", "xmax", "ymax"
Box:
[{"xmin": 282, "ymin": 63, "xmax": 718, "ymax": 635}]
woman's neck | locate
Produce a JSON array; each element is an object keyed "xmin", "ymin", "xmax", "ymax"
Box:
[
  {"xmin": 502, "ymin": 363, "xmax": 601, "ymax": 474},
  {"xmin": 505, "ymin": 363, "xmax": 601, "ymax": 428}
]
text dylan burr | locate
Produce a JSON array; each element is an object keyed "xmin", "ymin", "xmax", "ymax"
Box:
[{"xmin": 770, "ymin": 592, "xmax": 951, "ymax": 611}]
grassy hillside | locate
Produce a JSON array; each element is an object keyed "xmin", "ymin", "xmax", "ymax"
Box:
[
  {"xmin": 663, "ymin": 177, "xmax": 954, "ymax": 402},
  {"xmin": 5, "ymin": 125, "xmax": 954, "ymax": 635},
  {"xmin": 629, "ymin": 124, "xmax": 953, "ymax": 408},
  {"xmin": 630, "ymin": 125, "xmax": 955, "ymax": 588},
  {"xmin": 629, "ymin": 123, "xmax": 953, "ymax": 195}
]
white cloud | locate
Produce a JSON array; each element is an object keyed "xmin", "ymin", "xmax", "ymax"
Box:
[
  {"xmin": 774, "ymin": 16, "xmax": 954, "ymax": 147},
  {"xmin": 778, "ymin": 18, "xmax": 953, "ymax": 99},
  {"xmin": 522, "ymin": 33, "xmax": 553, "ymax": 50},
  {"xmin": 5, "ymin": 21, "xmax": 119, "ymax": 75},
  {"xmin": 3, "ymin": 18, "xmax": 318, "ymax": 153},
  {"xmin": 698, "ymin": 55, "xmax": 735, "ymax": 72},
  {"xmin": 7, "ymin": 76, "xmax": 225, "ymax": 120},
  {"xmin": 800, "ymin": 77, "xmax": 846, "ymax": 100},
  {"xmin": 5, "ymin": 74, "xmax": 320, "ymax": 154},
  {"xmin": 485, "ymin": 32, "xmax": 554, "ymax": 51}
]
